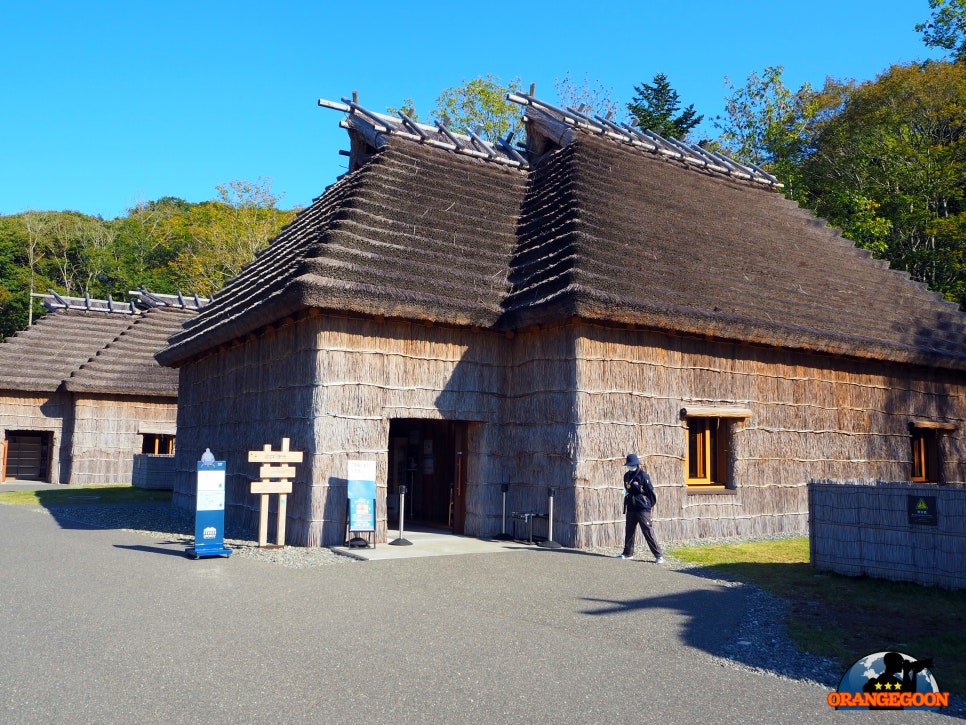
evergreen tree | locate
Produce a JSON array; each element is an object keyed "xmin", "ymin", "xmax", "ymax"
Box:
[{"xmin": 626, "ymin": 73, "xmax": 703, "ymax": 139}]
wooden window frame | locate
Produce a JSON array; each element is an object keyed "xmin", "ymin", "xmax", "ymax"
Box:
[
  {"xmin": 141, "ymin": 433, "xmax": 175, "ymax": 456},
  {"xmin": 681, "ymin": 406, "xmax": 750, "ymax": 491},
  {"xmin": 909, "ymin": 420, "xmax": 955, "ymax": 484}
]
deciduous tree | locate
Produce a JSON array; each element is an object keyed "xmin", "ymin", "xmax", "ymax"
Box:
[{"xmin": 917, "ymin": 0, "xmax": 966, "ymax": 61}]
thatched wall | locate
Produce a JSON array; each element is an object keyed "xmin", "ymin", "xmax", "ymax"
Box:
[
  {"xmin": 172, "ymin": 311, "xmax": 966, "ymax": 550},
  {"xmin": 172, "ymin": 312, "xmax": 511, "ymax": 546},
  {"xmin": 68, "ymin": 395, "xmax": 177, "ymax": 485},
  {"xmin": 810, "ymin": 482, "xmax": 966, "ymax": 589},
  {"xmin": 499, "ymin": 324, "xmax": 579, "ymax": 544},
  {"xmin": 0, "ymin": 392, "xmax": 71, "ymax": 483},
  {"xmin": 132, "ymin": 454, "xmax": 175, "ymax": 489},
  {"xmin": 572, "ymin": 323, "xmax": 966, "ymax": 548}
]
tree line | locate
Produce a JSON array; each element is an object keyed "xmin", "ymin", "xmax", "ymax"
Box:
[
  {"xmin": 0, "ymin": 179, "xmax": 297, "ymax": 339},
  {"xmin": 3, "ymin": 1, "xmax": 964, "ymax": 340}
]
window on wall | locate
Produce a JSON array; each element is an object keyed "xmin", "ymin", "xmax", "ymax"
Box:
[
  {"xmin": 142, "ymin": 433, "xmax": 175, "ymax": 455},
  {"xmin": 911, "ymin": 428, "xmax": 939, "ymax": 483},
  {"xmin": 681, "ymin": 406, "xmax": 751, "ymax": 490},
  {"xmin": 686, "ymin": 417, "xmax": 730, "ymax": 486},
  {"xmin": 908, "ymin": 420, "xmax": 956, "ymax": 484}
]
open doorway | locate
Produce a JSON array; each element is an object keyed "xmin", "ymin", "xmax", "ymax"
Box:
[
  {"xmin": 388, "ymin": 419, "xmax": 468, "ymax": 533},
  {"xmin": 3, "ymin": 431, "xmax": 53, "ymax": 482}
]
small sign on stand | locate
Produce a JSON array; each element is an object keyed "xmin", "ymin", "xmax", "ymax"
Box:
[
  {"xmin": 187, "ymin": 448, "xmax": 232, "ymax": 559},
  {"xmin": 346, "ymin": 460, "xmax": 376, "ymax": 548},
  {"xmin": 248, "ymin": 438, "xmax": 303, "ymax": 548}
]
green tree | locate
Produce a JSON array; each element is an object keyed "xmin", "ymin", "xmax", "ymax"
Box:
[
  {"xmin": 392, "ymin": 76, "xmax": 524, "ymax": 143},
  {"xmin": 800, "ymin": 61, "xmax": 966, "ymax": 303},
  {"xmin": 714, "ymin": 66, "xmax": 821, "ymax": 199},
  {"xmin": 434, "ymin": 75, "xmax": 524, "ymax": 142},
  {"xmin": 168, "ymin": 178, "xmax": 296, "ymax": 295},
  {"xmin": 917, "ymin": 0, "xmax": 966, "ymax": 61},
  {"xmin": 626, "ymin": 73, "xmax": 703, "ymax": 139}
]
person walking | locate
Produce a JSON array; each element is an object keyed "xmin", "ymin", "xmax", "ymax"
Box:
[{"xmin": 617, "ymin": 453, "xmax": 663, "ymax": 562}]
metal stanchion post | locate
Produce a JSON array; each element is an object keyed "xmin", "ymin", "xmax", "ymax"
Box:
[
  {"xmin": 389, "ymin": 484, "xmax": 413, "ymax": 546},
  {"xmin": 493, "ymin": 482, "xmax": 512, "ymax": 540},
  {"xmin": 538, "ymin": 486, "xmax": 562, "ymax": 548}
]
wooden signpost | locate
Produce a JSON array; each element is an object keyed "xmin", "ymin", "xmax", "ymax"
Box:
[{"xmin": 248, "ymin": 438, "xmax": 303, "ymax": 548}]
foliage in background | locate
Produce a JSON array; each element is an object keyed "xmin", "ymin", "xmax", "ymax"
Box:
[
  {"xmin": 554, "ymin": 72, "xmax": 624, "ymax": 122},
  {"xmin": 917, "ymin": 0, "xmax": 966, "ymax": 61},
  {"xmin": 714, "ymin": 65, "xmax": 820, "ymax": 200},
  {"xmin": 389, "ymin": 75, "xmax": 525, "ymax": 145},
  {"xmin": 715, "ymin": 59, "xmax": 966, "ymax": 308},
  {"xmin": 801, "ymin": 61, "xmax": 966, "ymax": 303},
  {"xmin": 627, "ymin": 73, "xmax": 703, "ymax": 140},
  {"xmin": 0, "ymin": 178, "xmax": 296, "ymax": 339}
]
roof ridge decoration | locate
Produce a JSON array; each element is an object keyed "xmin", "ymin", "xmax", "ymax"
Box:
[
  {"xmin": 36, "ymin": 288, "xmax": 212, "ymax": 315},
  {"xmin": 319, "ymin": 90, "xmax": 781, "ymax": 188},
  {"xmin": 318, "ymin": 92, "xmax": 526, "ymax": 174},
  {"xmin": 507, "ymin": 92, "xmax": 782, "ymax": 188}
]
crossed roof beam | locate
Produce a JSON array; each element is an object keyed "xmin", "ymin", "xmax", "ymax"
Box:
[
  {"xmin": 319, "ymin": 90, "xmax": 782, "ymax": 188},
  {"xmin": 35, "ymin": 288, "xmax": 211, "ymax": 315}
]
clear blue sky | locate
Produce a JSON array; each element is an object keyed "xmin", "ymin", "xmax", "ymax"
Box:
[{"xmin": 0, "ymin": 1, "xmax": 947, "ymax": 220}]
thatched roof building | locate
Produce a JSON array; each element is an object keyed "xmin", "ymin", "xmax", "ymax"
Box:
[
  {"xmin": 0, "ymin": 292, "xmax": 206, "ymax": 484},
  {"xmin": 158, "ymin": 93, "xmax": 966, "ymax": 548}
]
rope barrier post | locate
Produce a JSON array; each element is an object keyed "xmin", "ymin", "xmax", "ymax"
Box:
[
  {"xmin": 538, "ymin": 486, "xmax": 562, "ymax": 548},
  {"xmin": 389, "ymin": 484, "xmax": 413, "ymax": 546},
  {"xmin": 493, "ymin": 482, "xmax": 513, "ymax": 540}
]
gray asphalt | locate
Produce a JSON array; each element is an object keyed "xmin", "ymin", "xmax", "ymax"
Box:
[{"xmin": 0, "ymin": 502, "xmax": 954, "ymax": 724}]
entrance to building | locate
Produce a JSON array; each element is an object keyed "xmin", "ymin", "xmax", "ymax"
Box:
[
  {"xmin": 3, "ymin": 431, "xmax": 52, "ymax": 482},
  {"xmin": 388, "ymin": 419, "xmax": 468, "ymax": 534}
]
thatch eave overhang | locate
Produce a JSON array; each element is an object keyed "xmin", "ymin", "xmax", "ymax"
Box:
[
  {"xmin": 571, "ymin": 297, "xmax": 966, "ymax": 373},
  {"xmin": 497, "ymin": 285, "xmax": 966, "ymax": 372},
  {"xmin": 156, "ymin": 273, "xmax": 505, "ymax": 369},
  {"xmin": 156, "ymin": 286, "xmax": 306, "ymax": 368}
]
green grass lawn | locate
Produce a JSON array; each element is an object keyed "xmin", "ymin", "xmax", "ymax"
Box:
[
  {"xmin": 0, "ymin": 485, "xmax": 171, "ymax": 506},
  {"xmin": 669, "ymin": 537, "xmax": 966, "ymax": 698}
]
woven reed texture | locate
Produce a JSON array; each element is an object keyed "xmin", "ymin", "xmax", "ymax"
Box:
[{"xmin": 810, "ymin": 482, "xmax": 966, "ymax": 589}]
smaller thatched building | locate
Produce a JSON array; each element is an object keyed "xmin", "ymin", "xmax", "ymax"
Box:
[
  {"xmin": 0, "ymin": 292, "xmax": 206, "ymax": 485},
  {"xmin": 158, "ymin": 93, "xmax": 966, "ymax": 549}
]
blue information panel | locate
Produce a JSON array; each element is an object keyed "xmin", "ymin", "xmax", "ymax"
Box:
[
  {"xmin": 347, "ymin": 460, "xmax": 377, "ymax": 532},
  {"xmin": 187, "ymin": 457, "xmax": 232, "ymax": 558}
]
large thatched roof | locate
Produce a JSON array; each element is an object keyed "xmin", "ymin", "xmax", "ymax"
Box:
[
  {"xmin": 0, "ymin": 293, "xmax": 204, "ymax": 396},
  {"xmin": 157, "ymin": 95, "xmax": 966, "ymax": 372}
]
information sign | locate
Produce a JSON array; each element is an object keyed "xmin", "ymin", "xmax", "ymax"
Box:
[
  {"xmin": 347, "ymin": 460, "xmax": 377, "ymax": 533},
  {"xmin": 187, "ymin": 452, "xmax": 232, "ymax": 558},
  {"xmin": 908, "ymin": 495, "xmax": 938, "ymax": 526}
]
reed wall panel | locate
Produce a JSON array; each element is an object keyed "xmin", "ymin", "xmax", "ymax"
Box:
[
  {"xmin": 572, "ymin": 323, "xmax": 966, "ymax": 548},
  {"xmin": 173, "ymin": 314, "xmax": 514, "ymax": 546},
  {"xmin": 171, "ymin": 311, "xmax": 966, "ymax": 550},
  {"xmin": 69, "ymin": 395, "xmax": 177, "ymax": 485},
  {"xmin": 0, "ymin": 392, "xmax": 70, "ymax": 483},
  {"xmin": 810, "ymin": 482, "xmax": 966, "ymax": 589}
]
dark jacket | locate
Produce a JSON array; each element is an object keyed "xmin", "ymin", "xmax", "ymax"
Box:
[{"xmin": 623, "ymin": 468, "xmax": 657, "ymax": 512}]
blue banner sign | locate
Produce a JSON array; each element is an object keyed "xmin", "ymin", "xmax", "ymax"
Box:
[
  {"xmin": 187, "ymin": 452, "xmax": 232, "ymax": 558},
  {"xmin": 347, "ymin": 460, "xmax": 377, "ymax": 532}
]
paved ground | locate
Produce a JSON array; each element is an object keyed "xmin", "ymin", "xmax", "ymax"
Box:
[{"xmin": 0, "ymin": 498, "xmax": 955, "ymax": 724}]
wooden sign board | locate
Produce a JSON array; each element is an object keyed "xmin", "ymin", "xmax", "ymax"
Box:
[
  {"xmin": 259, "ymin": 464, "xmax": 297, "ymax": 480},
  {"xmin": 251, "ymin": 480, "xmax": 293, "ymax": 495},
  {"xmin": 249, "ymin": 450, "xmax": 304, "ymax": 463}
]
